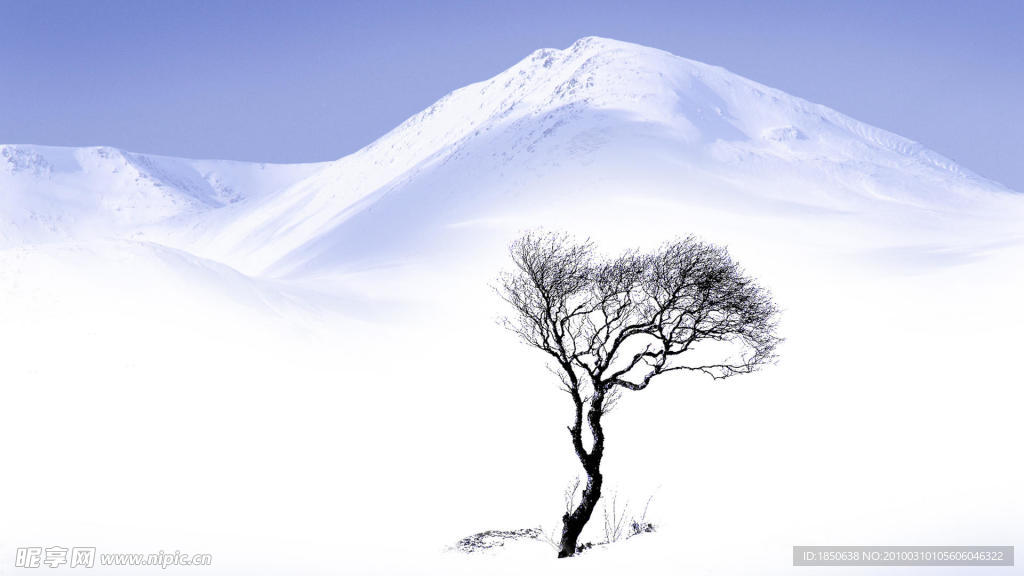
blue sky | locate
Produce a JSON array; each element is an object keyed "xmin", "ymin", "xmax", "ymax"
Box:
[{"xmin": 2, "ymin": 0, "xmax": 1022, "ymax": 191}]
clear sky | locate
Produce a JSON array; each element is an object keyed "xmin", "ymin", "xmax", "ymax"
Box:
[{"xmin": 2, "ymin": 0, "xmax": 1022, "ymax": 191}]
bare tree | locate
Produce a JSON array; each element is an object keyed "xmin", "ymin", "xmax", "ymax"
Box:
[{"xmin": 497, "ymin": 231, "xmax": 781, "ymax": 558}]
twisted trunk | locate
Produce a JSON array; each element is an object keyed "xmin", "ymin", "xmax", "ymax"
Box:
[
  {"xmin": 558, "ymin": 465, "xmax": 602, "ymax": 557},
  {"xmin": 558, "ymin": 389, "xmax": 606, "ymax": 558}
]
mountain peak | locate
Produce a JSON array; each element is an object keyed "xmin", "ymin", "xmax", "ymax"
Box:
[
  {"xmin": 538, "ymin": 35, "xmax": 658, "ymax": 57},
  {"xmin": 497, "ymin": 38, "xmax": 1001, "ymax": 188}
]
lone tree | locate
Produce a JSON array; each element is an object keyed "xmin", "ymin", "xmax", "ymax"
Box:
[{"xmin": 498, "ymin": 231, "xmax": 781, "ymax": 558}]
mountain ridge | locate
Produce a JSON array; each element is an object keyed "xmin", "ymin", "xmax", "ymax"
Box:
[
  {"xmin": 2, "ymin": 37, "xmax": 1021, "ymax": 276},
  {"xmin": 192, "ymin": 36, "xmax": 1019, "ymax": 276}
]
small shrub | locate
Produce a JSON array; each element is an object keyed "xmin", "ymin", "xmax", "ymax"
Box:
[{"xmin": 602, "ymin": 492, "xmax": 656, "ymax": 544}]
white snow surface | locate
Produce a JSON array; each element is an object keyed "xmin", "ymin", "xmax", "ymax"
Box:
[{"xmin": 1, "ymin": 37, "xmax": 1022, "ymax": 575}]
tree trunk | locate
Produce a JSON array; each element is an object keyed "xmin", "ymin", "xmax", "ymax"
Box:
[
  {"xmin": 558, "ymin": 390, "xmax": 606, "ymax": 557},
  {"xmin": 558, "ymin": 467, "xmax": 602, "ymax": 557}
]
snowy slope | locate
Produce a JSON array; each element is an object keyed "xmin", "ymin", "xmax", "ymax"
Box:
[
  {"xmin": 0, "ymin": 144, "xmax": 326, "ymax": 246},
  {"xmin": 176, "ymin": 36, "xmax": 1022, "ymax": 277}
]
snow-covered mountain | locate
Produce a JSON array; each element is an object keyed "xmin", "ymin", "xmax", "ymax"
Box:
[
  {"xmin": 177, "ymin": 36, "xmax": 1023, "ymax": 276},
  {"xmin": 4, "ymin": 37, "xmax": 1020, "ymax": 278}
]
